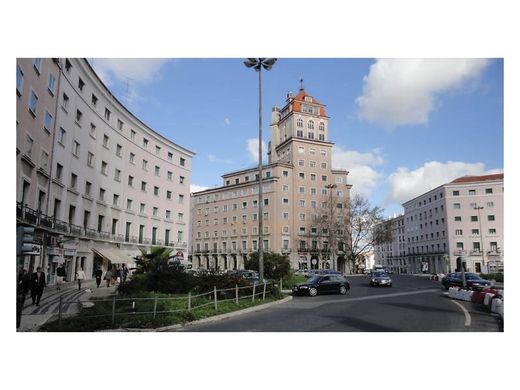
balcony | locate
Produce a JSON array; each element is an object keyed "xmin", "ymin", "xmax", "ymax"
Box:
[{"xmin": 453, "ymin": 249, "xmax": 466, "ymax": 255}]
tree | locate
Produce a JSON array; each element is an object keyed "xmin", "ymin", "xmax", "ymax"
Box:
[
  {"xmin": 245, "ymin": 251, "xmax": 291, "ymax": 281},
  {"xmin": 135, "ymin": 246, "xmax": 173, "ymax": 274},
  {"xmin": 342, "ymin": 194, "xmax": 389, "ymax": 274}
]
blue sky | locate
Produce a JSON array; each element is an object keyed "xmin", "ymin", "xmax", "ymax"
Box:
[{"xmin": 91, "ymin": 58, "xmax": 503, "ymax": 217}]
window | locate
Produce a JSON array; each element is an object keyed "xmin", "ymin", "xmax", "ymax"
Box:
[
  {"xmin": 44, "ymin": 111, "xmax": 53, "ymax": 131},
  {"xmin": 168, "ymin": 152, "xmax": 173, "ymax": 160},
  {"xmin": 99, "ymin": 188, "xmax": 105, "ymax": 201},
  {"xmin": 165, "ymin": 210, "xmax": 171, "ymax": 219},
  {"xmin": 141, "ymin": 181, "xmax": 147, "ymax": 192},
  {"xmin": 489, "ymin": 228, "xmax": 496, "ymax": 235},
  {"xmin": 33, "ymin": 58, "xmax": 42, "ymax": 74},
  {"xmin": 140, "ymin": 203, "xmax": 145, "ymax": 214},
  {"xmin": 283, "ymin": 198, "xmax": 289, "ymax": 204},
  {"xmin": 116, "ymin": 144, "xmax": 122, "ymax": 157},
  {"xmin": 472, "ymin": 229, "xmax": 479, "ymax": 235},
  {"xmin": 166, "ymin": 190, "xmax": 172, "ymax": 200},
  {"xmin": 126, "ymin": 199, "xmax": 132, "ymax": 210},
  {"xmin": 297, "ymin": 118, "xmax": 303, "ymax": 127},
  {"xmin": 468, "ymin": 189, "xmax": 476, "ymax": 195},
  {"xmin": 78, "ymin": 77, "xmax": 85, "ymax": 91},
  {"xmin": 321, "ymin": 175, "xmax": 327, "ymax": 182},
  {"xmin": 179, "ymin": 194, "xmax": 184, "ymax": 204},
  {"xmin": 47, "ymin": 74, "xmax": 56, "ymax": 95},
  {"xmin": 155, "ymin": 145, "xmax": 161, "ymax": 155},
  {"xmin": 470, "ymin": 215, "xmax": 478, "ymax": 222},
  {"xmin": 179, "ymin": 176, "xmax": 184, "ymax": 184},
  {"xmin": 101, "ymin": 161, "xmax": 108, "ymax": 175},
  {"xmin": 486, "ymin": 201, "xmax": 494, "ymax": 207},
  {"xmin": 58, "ymin": 127, "xmax": 66, "ymax": 144},
  {"xmin": 103, "ymin": 134, "xmax": 109, "ymax": 148},
  {"xmin": 75, "ymin": 109, "xmax": 83, "ymax": 123},
  {"xmin": 24, "ymin": 135, "xmax": 33, "ymax": 157},
  {"xmin": 85, "ymin": 181, "xmax": 91, "ymax": 196},
  {"xmin": 130, "ymin": 129, "xmax": 136, "ymax": 140},
  {"xmin": 91, "ymin": 94, "xmax": 98, "ymax": 106},
  {"xmin": 117, "ymin": 119, "xmax": 124, "ymax": 131},
  {"xmin": 55, "ymin": 163, "xmax": 63, "ymax": 181},
  {"xmin": 29, "ymin": 90, "xmax": 38, "ymax": 115},
  {"xmin": 129, "ymin": 152, "xmax": 135, "ymax": 164},
  {"xmin": 87, "ymin": 152, "xmax": 94, "ymax": 167},
  {"xmin": 299, "ymin": 173, "xmax": 305, "ymax": 179},
  {"xmin": 452, "ymin": 190, "xmax": 460, "ymax": 196},
  {"xmin": 155, "ymin": 166, "xmax": 160, "ymax": 176},
  {"xmin": 114, "ymin": 169, "xmax": 121, "ymax": 182},
  {"xmin": 454, "ymin": 216, "xmax": 462, "ymax": 222},
  {"xmin": 40, "ymin": 150, "xmax": 49, "ymax": 171},
  {"xmin": 65, "ymin": 59, "xmax": 72, "ymax": 72},
  {"xmin": 308, "ymin": 120, "xmax": 314, "ymax": 129},
  {"xmin": 485, "ymin": 188, "xmax": 493, "ymax": 194},
  {"xmin": 142, "ymin": 138, "xmax": 148, "ymax": 148},
  {"xmin": 72, "ymin": 141, "xmax": 80, "ymax": 157},
  {"xmin": 142, "ymin": 159, "xmax": 148, "ymax": 170},
  {"xmin": 487, "ymin": 215, "xmax": 495, "ymax": 221},
  {"xmin": 298, "ymin": 159, "xmax": 304, "ymax": 166},
  {"xmin": 89, "ymin": 123, "xmax": 96, "ymax": 138},
  {"xmin": 283, "ymin": 170, "xmax": 289, "ymax": 177},
  {"xmin": 104, "ymin": 108, "xmax": 111, "ymax": 121},
  {"xmin": 180, "ymin": 157, "xmax": 185, "ymax": 166},
  {"xmin": 299, "ymin": 200, "xmax": 305, "ymax": 207},
  {"xmin": 167, "ymin": 171, "xmax": 173, "ymax": 181},
  {"xmin": 153, "ymin": 207, "xmax": 158, "ymax": 217},
  {"xmin": 16, "ymin": 65, "xmax": 23, "ymax": 94},
  {"xmin": 453, "ymin": 203, "xmax": 461, "ymax": 209}
]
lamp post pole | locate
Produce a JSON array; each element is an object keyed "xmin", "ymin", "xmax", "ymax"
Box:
[
  {"xmin": 244, "ymin": 58, "xmax": 277, "ymax": 282},
  {"xmin": 474, "ymin": 206, "xmax": 485, "ymax": 272},
  {"xmin": 326, "ymin": 184, "xmax": 337, "ymax": 270}
]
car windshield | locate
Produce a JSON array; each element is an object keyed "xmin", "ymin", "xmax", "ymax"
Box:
[{"xmin": 307, "ymin": 276, "xmax": 321, "ymax": 283}]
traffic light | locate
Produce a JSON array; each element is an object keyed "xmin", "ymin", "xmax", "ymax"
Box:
[{"xmin": 17, "ymin": 226, "xmax": 35, "ymax": 255}]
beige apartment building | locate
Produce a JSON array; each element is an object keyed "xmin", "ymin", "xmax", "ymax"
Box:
[
  {"xmin": 373, "ymin": 214, "xmax": 407, "ymax": 274},
  {"xmin": 402, "ymin": 173, "xmax": 503, "ymax": 274},
  {"xmin": 16, "ymin": 58, "xmax": 194, "ymax": 284},
  {"xmin": 190, "ymin": 87, "xmax": 352, "ymax": 272}
]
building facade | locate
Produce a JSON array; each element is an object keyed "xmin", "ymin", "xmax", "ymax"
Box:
[
  {"xmin": 16, "ymin": 58, "xmax": 194, "ymax": 284},
  {"xmin": 373, "ymin": 214, "xmax": 407, "ymax": 274},
  {"xmin": 402, "ymin": 173, "xmax": 503, "ymax": 274},
  {"xmin": 190, "ymin": 87, "xmax": 352, "ymax": 272}
]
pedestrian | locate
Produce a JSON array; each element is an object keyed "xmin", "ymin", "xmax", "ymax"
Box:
[
  {"xmin": 18, "ymin": 268, "xmax": 31, "ymax": 306},
  {"xmin": 122, "ymin": 264, "xmax": 129, "ymax": 284},
  {"xmin": 104, "ymin": 268, "xmax": 112, "ymax": 288},
  {"xmin": 56, "ymin": 264, "xmax": 66, "ymax": 290},
  {"xmin": 94, "ymin": 267, "xmax": 103, "ymax": 288},
  {"xmin": 76, "ymin": 267, "xmax": 85, "ymax": 290},
  {"xmin": 112, "ymin": 265, "xmax": 118, "ymax": 285},
  {"xmin": 116, "ymin": 267, "xmax": 122, "ymax": 284},
  {"xmin": 30, "ymin": 267, "xmax": 46, "ymax": 306}
]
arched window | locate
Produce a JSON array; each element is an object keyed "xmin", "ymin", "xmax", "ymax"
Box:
[
  {"xmin": 319, "ymin": 122, "xmax": 325, "ymax": 131},
  {"xmin": 308, "ymin": 120, "xmax": 314, "ymax": 130},
  {"xmin": 296, "ymin": 118, "xmax": 303, "ymax": 128}
]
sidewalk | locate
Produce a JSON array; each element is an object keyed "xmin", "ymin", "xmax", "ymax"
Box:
[{"xmin": 18, "ymin": 279, "xmax": 117, "ymax": 332}]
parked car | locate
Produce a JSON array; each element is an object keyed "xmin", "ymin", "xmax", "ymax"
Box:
[
  {"xmin": 441, "ymin": 272, "xmax": 494, "ymax": 290},
  {"xmin": 294, "ymin": 269, "xmax": 309, "ymax": 277},
  {"xmin": 370, "ymin": 271, "xmax": 392, "ymax": 287},
  {"xmin": 233, "ymin": 270, "xmax": 260, "ymax": 283},
  {"xmin": 383, "ymin": 268, "xmax": 394, "ymax": 275},
  {"xmin": 293, "ymin": 275, "xmax": 351, "ymax": 296}
]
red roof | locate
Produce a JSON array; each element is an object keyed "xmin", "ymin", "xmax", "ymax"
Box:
[
  {"xmin": 450, "ymin": 173, "xmax": 504, "ymax": 184},
  {"xmin": 288, "ymin": 89, "xmax": 327, "ymax": 116}
]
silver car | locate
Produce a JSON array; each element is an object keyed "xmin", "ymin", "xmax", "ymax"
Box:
[{"xmin": 370, "ymin": 271, "xmax": 392, "ymax": 287}]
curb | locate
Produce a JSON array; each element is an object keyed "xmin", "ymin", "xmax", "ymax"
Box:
[{"xmin": 110, "ymin": 295, "xmax": 293, "ymax": 332}]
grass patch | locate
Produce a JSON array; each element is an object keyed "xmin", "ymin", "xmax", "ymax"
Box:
[{"xmin": 39, "ymin": 288, "xmax": 286, "ymax": 332}]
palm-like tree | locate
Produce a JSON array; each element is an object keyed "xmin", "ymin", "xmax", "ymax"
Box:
[{"xmin": 136, "ymin": 246, "xmax": 173, "ymax": 273}]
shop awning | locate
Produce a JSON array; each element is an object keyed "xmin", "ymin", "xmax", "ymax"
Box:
[{"xmin": 92, "ymin": 247, "xmax": 139, "ymax": 265}]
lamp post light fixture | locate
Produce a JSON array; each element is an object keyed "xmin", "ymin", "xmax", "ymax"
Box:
[
  {"xmin": 243, "ymin": 58, "xmax": 277, "ymax": 282},
  {"xmin": 474, "ymin": 205, "xmax": 486, "ymax": 272}
]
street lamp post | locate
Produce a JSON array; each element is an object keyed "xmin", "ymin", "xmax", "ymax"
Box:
[
  {"xmin": 244, "ymin": 58, "xmax": 277, "ymax": 282},
  {"xmin": 325, "ymin": 183, "xmax": 337, "ymax": 270},
  {"xmin": 474, "ymin": 206, "xmax": 485, "ymax": 272}
]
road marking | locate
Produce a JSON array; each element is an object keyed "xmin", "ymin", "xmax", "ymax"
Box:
[{"xmin": 449, "ymin": 299, "xmax": 472, "ymax": 327}]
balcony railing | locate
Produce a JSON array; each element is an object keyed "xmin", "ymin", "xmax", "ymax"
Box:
[{"xmin": 16, "ymin": 202, "xmax": 170, "ymax": 248}]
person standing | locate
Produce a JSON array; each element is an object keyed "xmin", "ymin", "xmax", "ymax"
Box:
[
  {"xmin": 94, "ymin": 267, "xmax": 103, "ymax": 288},
  {"xmin": 104, "ymin": 268, "xmax": 112, "ymax": 288},
  {"xmin": 30, "ymin": 267, "xmax": 46, "ymax": 306},
  {"xmin": 56, "ymin": 264, "xmax": 66, "ymax": 290},
  {"xmin": 122, "ymin": 264, "xmax": 129, "ymax": 284},
  {"xmin": 76, "ymin": 267, "xmax": 85, "ymax": 290}
]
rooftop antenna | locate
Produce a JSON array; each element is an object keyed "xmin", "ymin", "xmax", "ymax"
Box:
[
  {"xmin": 123, "ymin": 77, "xmax": 135, "ymax": 105},
  {"xmin": 299, "ymin": 77, "xmax": 304, "ymax": 90}
]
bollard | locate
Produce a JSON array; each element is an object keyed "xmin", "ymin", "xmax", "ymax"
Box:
[
  {"xmin": 153, "ymin": 296, "xmax": 158, "ymax": 319},
  {"xmin": 188, "ymin": 292, "xmax": 191, "ymax": 312},
  {"xmin": 214, "ymin": 286, "xmax": 217, "ymax": 311},
  {"xmin": 111, "ymin": 295, "xmax": 116, "ymax": 325},
  {"xmin": 235, "ymin": 284, "xmax": 239, "ymax": 305},
  {"xmin": 252, "ymin": 282, "xmax": 256, "ymax": 302},
  {"xmin": 263, "ymin": 281, "xmax": 267, "ymax": 300}
]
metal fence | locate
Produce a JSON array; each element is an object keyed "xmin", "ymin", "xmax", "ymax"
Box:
[{"xmin": 53, "ymin": 281, "xmax": 278, "ymax": 330}]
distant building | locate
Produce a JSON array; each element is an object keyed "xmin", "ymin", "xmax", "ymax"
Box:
[
  {"xmin": 373, "ymin": 214, "xmax": 407, "ymax": 273},
  {"xmin": 402, "ymin": 173, "xmax": 503, "ymax": 274},
  {"xmin": 190, "ymin": 86, "xmax": 352, "ymax": 272},
  {"xmin": 16, "ymin": 58, "xmax": 194, "ymax": 284}
]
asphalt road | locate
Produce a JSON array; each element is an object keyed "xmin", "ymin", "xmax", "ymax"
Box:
[{"xmin": 172, "ymin": 275, "xmax": 501, "ymax": 332}]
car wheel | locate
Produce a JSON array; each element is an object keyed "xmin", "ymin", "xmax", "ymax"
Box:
[
  {"xmin": 309, "ymin": 287, "xmax": 318, "ymax": 297},
  {"xmin": 339, "ymin": 285, "xmax": 347, "ymax": 295}
]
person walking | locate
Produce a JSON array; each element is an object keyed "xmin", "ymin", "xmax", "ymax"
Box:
[
  {"xmin": 94, "ymin": 267, "xmax": 103, "ymax": 288},
  {"xmin": 17, "ymin": 268, "xmax": 31, "ymax": 306},
  {"xmin": 76, "ymin": 267, "xmax": 85, "ymax": 290},
  {"xmin": 30, "ymin": 267, "xmax": 46, "ymax": 306},
  {"xmin": 122, "ymin": 264, "xmax": 129, "ymax": 284},
  {"xmin": 104, "ymin": 268, "xmax": 112, "ymax": 288},
  {"xmin": 56, "ymin": 264, "xmax": 66, "ymax": 290}
]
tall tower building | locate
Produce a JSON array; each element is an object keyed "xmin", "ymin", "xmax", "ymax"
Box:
[{"xmin": 191, "ymin": 85, "xmax": 352, "ymax": 272}]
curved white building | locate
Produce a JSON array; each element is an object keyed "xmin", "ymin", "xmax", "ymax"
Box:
[{"xmin": 17, "ymin": 58, "xmax": 194, "ymax": 283}]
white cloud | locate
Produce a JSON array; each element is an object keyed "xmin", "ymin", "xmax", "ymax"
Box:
[
  {"xmin": 332, "ymin": 146, "xmax": 384, "ymax": 196},
  {"xmin": 190, "ymin": 184, "xmax": 209, "ymax": 194},
  {"xmin": 224, "ymin": 118, "xmax": 231, "ymax": 125},
  {"xmin": 91, "ymin": 58, "xmax": 171, "ymax": 85},
  {"xmin": 387, "ymin": 161, "xmax": 502, "ymax": 204},
  {"xmin": 356, "ymin": 59, "xmax": 490, "ymax": 128},
  {"xmin": 208, "ymin": 154, "xmax": 232, "ymax": 164},
  {"xmin": 247, "ymin": 138, "xmax": 267, "ymax": 163}
]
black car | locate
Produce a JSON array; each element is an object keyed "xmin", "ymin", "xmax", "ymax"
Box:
[
  {"xmin": 293, "ymin": 275, "xmax": 350, "ymax": 296},
  {"xmin": 370, "ymin": 271, "xmax": 392, "ymax": 287},
  {"xmin": 441, "ymin": 272, "xmax": 493, "ymax": 290}
]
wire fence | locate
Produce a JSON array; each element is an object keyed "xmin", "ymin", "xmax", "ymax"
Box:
[{"xmin": 51, "ymin": 281, "xmax": 278, "ymax": 330}]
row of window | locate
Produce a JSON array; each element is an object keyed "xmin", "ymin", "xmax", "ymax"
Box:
[
  {"xmin": 453, "ymin": 214, "xmax": 496, "ymax": 222},
  {"xmin": 452, "ymin": 202, "xmax": 494, "ymax": 209},
  {"xmin": 195, "ymin": 240, "xmax": 269, "ymax": 252},
  {"xmin": 62, "ymin": 59, "xmax": 186, "ymax": 167},
  {"xmin": 452, "ymin": 188, "xmax": 495, "ymax": 196},
  {"xmin": 295, "ymin": 118, "xmax": 325, "ymax": 130},
  {"xmin": 455, "ymin": 228, "xmax": 497, "ymax": 236},
  {"xmin": 455, "ymin": 241, "xmax": 499, "ymax": 252}
]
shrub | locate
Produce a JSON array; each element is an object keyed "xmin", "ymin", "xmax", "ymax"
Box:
[
  {"xmin": 480, "ymin": 273, "xmax": 504, "ymax": 283},
  {"xmin": 245, "ymin": 251, "xmax": 291, "ymax": 281}
]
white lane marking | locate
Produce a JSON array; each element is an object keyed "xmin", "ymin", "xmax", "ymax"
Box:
[{"xmin": 449, "ymin": 299, "xmax": 472, "ymax": 327}]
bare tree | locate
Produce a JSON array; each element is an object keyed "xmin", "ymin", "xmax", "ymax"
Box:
[{"xmin": 342, "ymin": 194, "xmax": 390, "ymax": 274}]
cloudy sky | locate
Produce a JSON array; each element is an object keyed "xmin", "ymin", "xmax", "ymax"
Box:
[{"xmin": 90, "ymin": 58, "xmax": 503, "ymax": 217}]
